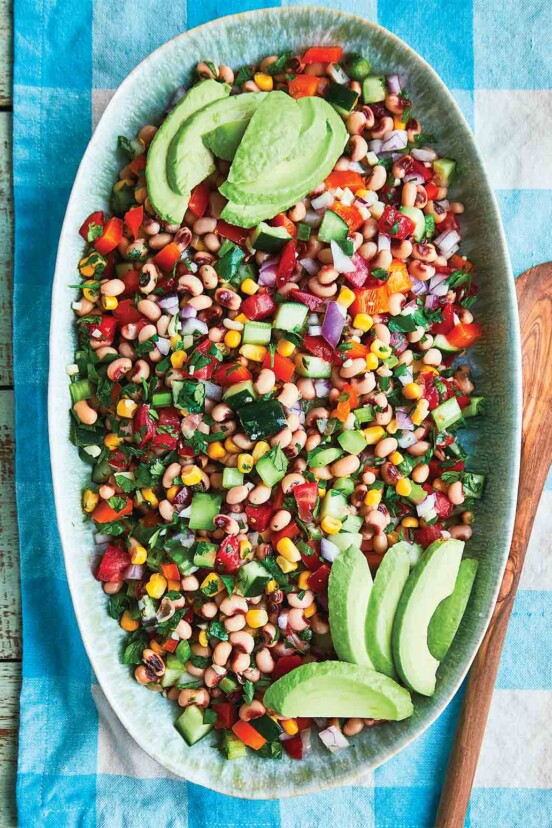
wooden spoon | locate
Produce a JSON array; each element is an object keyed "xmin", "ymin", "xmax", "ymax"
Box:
[{"xmin": 436, "ymin": 263, "xmax": 552, "ymax": 827}]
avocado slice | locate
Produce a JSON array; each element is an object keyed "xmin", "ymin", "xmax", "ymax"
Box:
[
  {"xmin": 263, "ymin": 661, "xmax": 413, "ymax": 720},
  {"xmin": 203, "ymin": 120, "xmax": 249, "ymax": 161},
  {"xmin": 428, "ymin": 557, "xmax": 478, "ymax": 661},
  {"xmin": 365, "ymin": 543, "xmax": 411, "ymax": 678},
  {"xmin": 228, "ymin": 91, "xmax": 302, "ymax": 184},
  {"xmin": 329, "ymin": 544, "xmax": 374, "ymax": 667},
  {"xmin": 392, "ymin": 539, "xmax": 464, "ymax": 696},
  {"xmin": 167, "ymin": 92, "xmax": 267, "ymax": 196},
  {"xmin": 145, "ymin": 80, "xmax": 230, "ymax": 224}
]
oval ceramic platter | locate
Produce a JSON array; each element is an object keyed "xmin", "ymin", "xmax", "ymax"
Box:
[{"xmin": 48, "ymin": 7, "xmax": 521, "ymax": 799}]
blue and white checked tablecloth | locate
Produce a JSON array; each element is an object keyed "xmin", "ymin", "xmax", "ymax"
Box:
[{"xmin": 13, "ymin": 1, "xmax": 552, "ymax": 826}]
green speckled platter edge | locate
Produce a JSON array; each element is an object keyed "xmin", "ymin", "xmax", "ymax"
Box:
[{"xmin": 48, "ymin": 7, "xmax": 521, "ymax": 799}]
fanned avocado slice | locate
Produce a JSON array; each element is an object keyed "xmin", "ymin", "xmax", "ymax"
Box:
[
  {"xmin": 328, "ymin": 544, "xmax": 374, "ymax": 667},
  {"xmin": 145, "ymin": 80, "xmax": 230, "ymax": 224},
  {"xmin": 203, "ymin": 120, "xmax": 250, "ymax": 161},
  {"xmin": 365, "ymin": 542, "xmax": 411, "ymax": 679},
  {"xmin": 167, "ymin": 93, "xmax": 267, "ymax": 196},
  {"xmin": 263, "ymin": 661, "xmax": 413, "ymax": 720},
  {"xmin": 428, "ymin": 557, "xmax": 479, "ymax": 661}
]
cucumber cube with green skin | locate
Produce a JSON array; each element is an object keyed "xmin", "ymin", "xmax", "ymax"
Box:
[
  {"xmin": 341, "ymin": 514, "xmax": 363, "ymax": 533},
  {"xmin": 222, "ymin": 467, "xmax": 244, "ymax": 489},
  {"xmin": 433, "ymin": 158, "xmax": 456, "ymax": 186},
  {"xmin": 250, "ymin": 714, "xmax": 283, "ymax": 742},
  {"xmin": 237, "ymin": 560, "xmax": 271, "ymax": 597},
  {"xmin": 250, "ymin": 221, "xmax": 291, "ymax": 253},
  {"xmin": 318, "ymin": 209, "xmax": 349, "ymax": 244},
  {"xmin": 175, "ymin": 640, "xmax": 192, "ymax": 664},
  {"xmin": 433, "ymin": 334, "xmax": 462, "ymax": 355},
  {"xmin": 189, "ymin": 492, "xmax": 222, "ymax": 530},
  {"xmin": 325, "ymin": 81, "xmax": 359, "ymax": 116},
  {"xmin": 222, "ymin": 730, "xmax": 247, "ymax": 760},
  {"xmin": 295, "ymin": 354, "xmax": 332, "ymax": 378},
  {"xmin": 337, "ymin": 429, "xmax": 368, "ymax": 455},
  {"xmin": 192, "ymin": 541, "xmax": 218, "ymax": 568},
  {"xmin": 256, "ymin": 447, "xmax": 288, "ymax": 487},
  {"xmin": 274, "ymin": 302, "xmax": 308, "ymax": 333},
  {"xmin": 320, "ymin": 489, "xmax": 348, "ymax": 520},
  {"xmin": 307, "ymin": 445, "xmax": 343, "ymax": 468},
  {"xmin": 223, "ymin": 380, "xmax": 257, "ymax": 409},
  {"xmin": 219, "ymin": 675, "xmax": 239, "ymax": 694},
  {"xmin": 162, "ymin": 666, "xmax": 186, "ymax": 688},
  {"xmin": 333, "ymin": 477, "xmax": 355, "ymax": 495},
  {"xmin": 432, "ymin": 397, "xmax": 462, "ymax": 431},
  {"xmin": 175, "ymin": 704, "xmax": 214, "ymax": 746},
  {"xmin": 243, "ymin": 320, "xmax": 272, "ymax": 346},
  {"xmin": 400, "ymin": 206, "xmax": 425, "ymax": 242},
  {"xmin": 354, "ymin": 406, "xmax": 375, "ymax": 425},
  {"xmin": 238, "ymin": 400, "xmax": 287, "ymax": 440},
  {"xmin": 462, "ymin": 396, "xmax": 485, "ymax": 418},
  {"xmin": 139, "ymin": 595, "xmax": 157, "ymax": 623},
  {"xmin": 407, "ymin": 482, "xmax": 428, "ymax": 505},
  {"xmin": 362, "ymin": 75, "xmax": 387, "ymax": 103}
]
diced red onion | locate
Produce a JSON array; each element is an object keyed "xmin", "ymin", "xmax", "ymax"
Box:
[
  {"xmin": 431, "ymin": 281, "xmax": 449, "ymax": 298},
  {"xmin": 319, "ymin": 726, "xmax": 350, "ymax": 753},
  {"xmin": 172, "ymin": 531, "xmax": 195, "ymax": 549},
  {"xmin": 300, "ymin": 728, "xmax": 312, "ymax": 755},
  {"xmin": 258, "ymin": 256, "xmax": 278, "ymax": 287},
  {"xmin": 348, "ymin": 160, "xmax": 367, "ymax": 174},
  {"xmin": 177, "ymin": 504, "xmax": 192, "ymax": 518},
  {"xmin": 158, "ymin": 294, "xmax": 179, "ymax": 313},
  {"xmin": 94, "ymin": 532, "xmax": 111, "ymax": 545},
  {"xmin": 377, "ymin": 233, "xmax": 391, "ymax": 252},
  {"xmin": 303, "ymin": 208, "xmax": 322, "ymax": 228},
  {"xmin": 330, "ymin": 240, "xmax": 355, "ymax": 274},
  {"xmin": 181, "ymin": 318, "xmax": 208, "ymax": 336},
  {"xmin": 387, "ymin": 73, "xmax": 402, "ymax": 95},
  {"xmin": 279, "ymin": 732, "xmax": 294, "ymax": 742},
  {"xmin": 369, "ymin": 139, "xmax": 383, "ymax": 155},
  {"xmin": 424, "ymin": 294, "xmax": 441, "ymax": 310},
  {"xmin": 381, "ymin": 130, "xmax": 408, "ymax": 152},
  {"xmin": 307, "ymin": 313, "xmax": 320, "ymax": 325},
  {"xmin": 328, "ymin": 63, "xmax": 350, "ymax": 85},
  {"xmin": 204, "ymin": 381, "xmax": 223, "ymax": 401},
  {"xmin": 123, "ymin": 563, "xmax": 145, "ymax": 580},
  {"xmin": 435, "ymin": 229, "xmax": 461, "ymax": 256},
  {"xmin": 314, "ymin": 379, "xmax": 332, "ymax": 397},
  {"xmin": 411, "ymin": 147, "xmax": 437, "ymax": 162},
  {"xmin": 355, "ymin": 191, "xmax": 377, "ymax": 208},
  {"xmin": 404, "ymin": 172, "xmax": 424, "ymax": 185},
  {"xmin": 321, "ymin": 300, "xmax": 346, "ymax": 347},
  {"xmin": 321, "ymin": 538, "xmax": 341, "ymax": 562},
  {"xmin": 286, "ymin": 632, "xmax": 309, "ymax": 653},
  {"xmin": 155, "ymin": 337, "xmax": 171, "ymax": 356},
  {"xmin": 429, "ymin": 272, "xmax": 449, "ymax": 290},
  {"xmin": 277, "ymin": 612, "xmax": 289, "ymax": 631},
  {"xmin": 398, "ymin": 432, "xmax": 418, "ymax": 449},
  {"xmin": 311, "ymin": 191, "xmax": 334, "ymax": 211},
  {"xmin": 410, "ymin": 277, "xmax": 428, "ymax": 296},
  {"xmin": 417, "ymin": 494, "xmax": 436, "ymax": 518},
  {"xmin": 396, "ymin": 408, "xmax": 414, "ymax": 431},
  {"xmin": 230, "ymin": 512, "xmax": 247, "ymax": 525},
  {"xmin": 179, "ymin": 305, "xmax": 198, "ymax": 319},
  {"xmin": 401, "ymin": 300, "xmax": 419, "ymax": 315},
  {"xmin": 299, "ymin": 257, "xmax": 321, "ymax": 277},
  {"xmin": 308, "ymin": 325, "xmax": 322, "ymax": 336},
  {"xmin": 445, "ymin": 244, "xmax": 460, "ymax": 259},
  {"xmin": 436, "ymin": 199, "xmax": 450, "ymax": 211}
]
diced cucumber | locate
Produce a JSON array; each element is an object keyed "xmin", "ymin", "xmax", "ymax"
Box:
[
  {"xmin": 238, "ymin": 400, "xmax": 287, "ymax": 440},
  {"xmin": 297, "ymin": 222, "xmax": 311, "ymax": 241},
  {"xmin": 424, "ymin": 214, "xmax": 435, "ymax": 240},
  {"xmin": 189, "ymin": 492, "xmax": 222, "ymax": 530},
  {"xmin": 462, "ymin": 396, "xmax": 485, "ymax": 418},
  {"xmin": 223, "ymin": 379, "xmax": 257, "ymax": 409},
  {"xmin": 222, "ymin": 467, "xmax": 244, "ymax": 489},
  {"xmin": 162, "ymin": 665, "xmax": 185, "ymax": 688},
  {"xmin": 320, "ymin": 489, "xmax": 347, "ymax": 520},
  {"xmin": 318, "ymin": 209, "xmax": 349, "ymax": 244},
  {"xmin": 400, "ymin": 206, "xmax": 425, "ymax": 242},
  {"xmin": 295, "ymin": 354, "xmax": 331, "ymax": 378},
  {"xmin": 243, "ymin": 320, "xmax": 272, "ymax": 345},
  {"xmin": 432, "ymin": 397, "xmax": 463, "ymax": 432},
  {"xmin": 433, "ymin": 158, "xmax": 456, "ymax": 186},
  {"xmin": 362, "ymin": 75, "xmax": 386, "ymax": 103},
  {"xmin": 337, "ymin": 429, "xmax": 368, "ymax": 455},
  {"xmin": 222, "ymin": 730, "xmax": 247, "ymax": 760},
  {"xmin": 332, "ymin": 477, "xmax": 355, "ymax": 496},
  {"xmin": 342, "ymin": 514, "xmax": 363, "ymax": 533},
  {"xmin": 274, "ymin": 302, "xmax": 308, "ymax": 333},
  {"xmin": 308, "ymin": 445, "xmax": 343, "ymax": 469},
  {"xmin": 251, "ymin": 714, "xmax": 282, "ymax": 741},
  {"xmin": 343, "ymin": 53, "xmax": 372, "ymax": 82},
  {"xmin": 250, "ymin": 221, "xmax": 291, "ymax": 253},
  {"xmin": 256, "ymin": 446, "xmax": 288, "ymax": 487},
  {"xmin": 406, "ymin": 482, "xmax": 427, "ymax": 505},
  {"xmin": 69, "ymin": 379, "xmax": 93, "ymax": 404},
  {"xmin": 237, "ymin": 560, "xmax": 271, "ymax": 597},
  {"xmin": 331, "ymin": 531, "xmax": 362, "ymax": 552},
  {"xmin": 138, "ymin": 595, "xmax": 157, "ymax": 624},
  {"xmin": 325, "ymin": 81, "xmax": 359, "ymax": 116},
  {"xmin": 219, "ymin": 675, "xmax": 239, "ymax": 694},
  {"xmin": 433, "ymin": 333, "xmax": 462, "ymax": 354},
  {"xmin": 175, "ymin": 705, "xmax": 214, "ymax": 746},
  {"xmin": 461, "ymin": 472, "xmax": 486, "ymax": 499},
  {"xmin": 175, "ymin": 640, "xmax": 192, "ymax": 664},
  {"xmin": 354, "ymin": 406, "xmax": 375, "ymax": 426},
  {"xmin": 91, "ymin": 457, "xmax": 112, "ymax": 484},
  {"xmin": 193, "ymin": 540, "xmax": 219, "ymax": 568}
]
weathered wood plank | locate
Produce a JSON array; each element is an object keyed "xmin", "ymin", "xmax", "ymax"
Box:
[
  {"xmin": 0, "ymin": 391, "xmax": 19, "ymax": 660},
  {"xmin": 0, "ymin": 0, "xmax": 12, "ymax": 108},
  {"xmin": 0, "ymin": 662, "xmax": 20, "ymax": 828},
  {"xmin": 0, "ymin": 112, "xmax": 13, "ymax": 386}
]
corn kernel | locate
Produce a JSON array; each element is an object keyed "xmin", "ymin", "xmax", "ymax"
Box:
[
  {"xmin": 117, "ymin": 398, "xmax": 138, "ymax": 418},
  {"xmin": 82, "ymin": 489, "xmax": 99, "ymax": 513},
  {"xmin": 303, "ymin": 603, "xmax": 316, "ymax": 618},
  {"xmin": 363, "ymin": 425, "xmax": 386, "ymax": 445},
  {"xmin": 387, "ymin": 531, "xmax": 400, "ymax": 545},
  {"xmin": 411, "ymin": 398, "xmax": 430, "ymax": 426},
  {"xmin": 396, "ymin": 478, "xmax": 412, "ymax": 497},
  {"xmin": 401, "ymin": 517, "xmax": 419, "ymax": 528},
  {"xmin": 241, "ymin": 278, "xmax": 258, "ymax": 295},
  {"xmin": 101, "ymin": 295, "xmax": 118, "ymax": 311},
  {"xmin": 82, "ymin": 280, "xmax": 99, "ymax": 302},
  {"xmin": 181, "ymin": 465, "xmax": 202, "ymax": 486},
  {"xmin": 131, "ymin": 545, "xmax": 147, "ymax": 565},
  {"xmin": 200, "ymin": 572, "xmax": 225, "ymax": 595},
  {"xmin": 365, "ymin": 353, "xmax": 379, "ymax": 371},
  {"xmin": 198, "ymin": 630, "xmax": 209, "ymax": 647},
  {"xmin": 149, "ymin": 639, "xmax": 165, "ymax": 656},
  {"xmin": 252, "ymin": 441, "xmax": 270, "ymax": 462},
  {"xmin": 104, "ymin": 433, "xmax": 122, "ymax": 450},
  {"xmin": 394, "ymin": 115, "xmax": 407, "ymax": 130},
  {"xmin": 364, "ymin": 489, "xmax": 382, "ymax": 508},
  {"xmin": 337, "ymin": 287, "xmax": 355, "ymax": 308},
  {"xmin": 167, "ymin": 579, "xmax": 180, "ymax": 592},
  {"xmin": 386, "ymin": 418, "xmax": 399, "ymax": 435},
  {"xmin": 266, "ymin": 579, "xmax": 279, "ymax": 594},
  {"xmin": 419, "ymin": 365, "xmax": 439, "ymax": 375},
  {"xmin": 390, "ymin": 451, "xmax": 404, "ymax": 465},
  {"xmin": 281, "ymin": 719, "xmax": 299, "ymax": 736},
  {"xmin": 254, "ymin": 72, "xmax": 274, "ymax": 91},
  {"xmin": 120, "ymin": 610, "xmax": 139, "ymax": 632},
  {"xmin": 403, "ymin": 382, "xmax": 422, "ymax": 400},
  {"xmin": 276, "ymin": 537, "xmax": 301, "ymax": 562},
  {"xmin": 297, "ymin": 571, "xmax": 311, "ymax": 590},
  {"xmin": 237, "ymin": 453, "xmax": 254, "ymax": 473},
  {"xmin": 353, "ymin": 313, "xmax": 373, "ymax": 332},
  {"xmin": 239, "ymin": 539, "xmax": 252, "ymax": 558},
  {"xmin": 224, "ymin": 330, "xmax": 242, "ymax": 349},
  {"xmin": 141, "ymin": 488, "xmax": 159, "ymax": 508},
  {"xmin": 234, "ymin": 313, "xmax": 247, "ymax": 325},
  {"xmin": 166, "ymin": 485, "xmax": 180, "ymax": 502},
  {"xmin": 170, "ymin": 350, "xmax": 187, "ymax": 369},
  {"xmin": 146, "ymin": 573, "xmax": 167, "ymax": 599},
  {"xmin": 321, "ymin": 516, "xmax": 342, "ymax": 535},
  {"xmin": 206, "ymin": 441, "xmax": 225, "ymax": 461},
  {"xmin": 246, "ymin": 609, "xmax": 269, "ymax": 628},
  {"xmin": 277, "ymin": 339, "xmax": 295, "ymax": 358},
  {"xmin": 239, "ymin": 344, "xmax": 267, "ymax": 362},
  {"xmin": 224, "ymin": 437, "xmax": 240, "ymax": 454},
  {"xmin": 318, "ymin": 487, "xmax": 326, "ymax": 497},
  {"xmin": 370, "ymin": 338, "xmax": 392, "ymax": 359},
  {"xmin": 276, "ymin": 555, "xmax": 298, "ymax": 574},
  {"xmin": 170, "ymin": 334, "xmax": 182, "ymax": 348}
]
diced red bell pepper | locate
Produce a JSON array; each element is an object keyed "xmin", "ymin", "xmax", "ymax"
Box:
[
  {"xmin": 301, "ymin": 542, "xmax": 321, "ymax": 572},
  {"xmin": 271, "ymin": 520, "xmax": 300, "ymax": 547},
  {"xmin": 276, "ymin": 241, "xmax": 297, "ymax": 287},
  {"xmin": 262, "ymin": 351, "xmax": 295, "ymax": 383},
  {"xmin": 419, "ymin": 372, "xmax": 442, "ymax": 410},
  {"xmin": 153, "ymin": 408, "xmax": 181, "ymax": 451},
  {"xmin": 187, "ymin": 338, "xmax": 222, "ymax": 382},
  {"xmin": 293, "ymin": 482, "xmax": 318, "ymax": 522},
  {"xmin": 350, "ymin": 286, "xmax": 390, "ymax": 316},
  {"xmin": 79, "ymin": 210, "xmax": 104, "ymax": 242},
  {"xmin": 245, "ymin": 503, "xmax": 274, "ymax": 533},
  {"xmin": 414, "ymin": 523, "xmax": 444, "ymax": 548},
  {"xmin": 289, "ymin": 289, "xmax": 325, "ymax": 311},
  {"xmin": 288, "ymin": 74, "xmax": 320, "ymax": 99},
  {"xmin": 121, "ymin": 269, "xmax": 141, "ymax": 295},
  {"xmin": 433, "ymin": 492, "xmax": 454, "ymax": 520},
  {"xmin": 449, "ymin": 254, "xmax": 473, "ymax": 273},
  {"xmin": 133, "ymin": 404, "xmax": 156, "ymax": 447},
  {"xmin": 303, "ymin": 46, "xmax": 343, "ymax": 64},
  {"xmin": 432, "ymin": 303, "xmax": 456, "ymax": 335},
  {"xmin": 113, "ymin": 298, "xmax": 142, "ymax": 326},
  {"xmin": 308, "ymin": 564, "xmax": 331, "ymax": 593},
  {"xmin": 335, "ymin": 382, "xmax": 359, "ymax": 423},
  {"xmin": 331, "ymin": 201, "xmax": 364, "ymax": 232},
  {"xmin": 107, "ymin": 450, "xmax": 128, "ymax": 471},
  {"xmin": 153, "ymin": 242, "xmax": 181, "ymax": 272},
  {"xmin": 272, "ymin": 654, "xmax": 303, "ymax": 682},
  {"xmin": 447, "ymin": 322, "xmax": 483, "ymax": 349},
  {"xmin": 216, "ymin": 220, "xmax": 251, "ymax": 245},
  {"xmin": 241, "ymin": 292, "xmax": 277, "ymax": 321},
  {"xmin": 213, "ymin": 361, "xmax": 252, "ymax": 387},
  {"xmin": 438, "ymin": 212, "xmax": 460, "ymax": 233},
  {"xmin": 232, "ymin": 720, "xmax": 266, "ymax": 750},
  {"xmin": 341, "ymin": 253, "xmax": 371, "ymax": 289},
  {"xmin": 85, "ymin": 315, "xmax": 118, "ymax": 345},
  {"xmin": 425, "ymin": 181, "xmax": 440, "ymax": 200},
  {"xmin": 92, "ymin": 497, "xmax": 133, "ymax": 524},
  {"xmin": 185, "ymin": 182, "xmax": 208, "ymax": 218},
  {"xmin": 296, "ymin": 717, "xmax": 313, "ymax": 730},
  {"xmin": 407, "ymin": 158, "xmax": 433, "ymax": 183},
  {"xmin": 124, "ymin": 205, "xmax": 143, "ymax": 240},
  {"xmin": 282, "ymin": 734, "xmax": 303, "ymax": 760},
  {"xmin": 161, "ymin": 637, "xmax": 179, "ymax": 653},
  {"xmin": 213, "ymin": 702, "xmax": 237, "ymax": 730},
  {"xmin": 325, "ymin": 170, "xmax": 365, "ymax": 192},
  {"xmin": 215, "ymin": 535, "xmax": 241, "ymax": 574},
  {"xmin": 271, "ymin": 213, "xmax": 297, "ymax": 238},
  {"xmin": 377, "ymin": 205, "xmax": 415, "ymax": 240},
  {"xmin": 95, "ymin": 217, "xmax": 124, "ymax": 255},
  {"xmin": 95, "ymin": 544, "xmax": 131, "ymax": 581},
  {"xmin": 161, "ymin": 562, "xmax": 180, "ymax": 581},
  {"xmin": 303, "ymin": 335, "xmax": 342, "ymax": 366}
]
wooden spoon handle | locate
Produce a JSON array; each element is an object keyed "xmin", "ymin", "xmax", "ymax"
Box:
[{"xmin": 435, "ymin": 265, "xmax": 552, "ymax": 828}]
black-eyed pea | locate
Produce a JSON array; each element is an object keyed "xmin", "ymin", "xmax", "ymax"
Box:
[
  {"xmin": 331, "ymin": 454, "xmax": 360, "ymax": 477},
  {"xmin": 297, "ymin": 377, "xmax": 316, "ymax": 399},
  {"xmin": 199, "ymin": 264, "xmax": 218, "ymax": 289},
  {"xmin": 200, "ymin": 601, "xmax": 218, "ymax": 620},
  {"xmin": 373, "ymin": 534, "xmax": 389, "ymax": 554},
  {"xmin": 231, "ymin": 651, "xmax": 251, "ymax": 673},
  {"xmin": 215, "ymin": 287, "xmax": 241, "ymax": 310},
  {"xmin": 254, "ymin": 368, "xmax": 276, "ymax": 395},
  {"xmin": 213, "ymin": 640, "xmax": 232, "ymax": 667},
  {"xmin": 349, "ymin": 134, "xmax": 368, "ymax": 161},
  {"xmin": 449, "ymin": 524, "xmax": 472, "ymax": 541},
  {"xmin": 307, "ymin": 277, "xmax": 337, "ymax": 298},
  {"xmin": 448, "ymin": 480, "xmax": 465, "ymax": 506},
  {"xmin": 211, "ymin": 403, "xmax": 233, "ymax": 422},
  {"xmin": 305, "ymin": 433, "xmax": 321, "ymax": 452},
  {"xmin": 281, "ymin": 473, "xmax": 305, "ymax": 493},
  {"xmin": 343, "ymin": 718, "xmax": 365, "ymax": 737},
  {"xmin": 288, "ymin": 590, "xmax": 314, "ymax": 609},
  {"xmin": 375, "ymin": 437, "xmax": 398, "ymax": 458},
  {"xmin": 193, "ymin": 217, "xmax": 217, "ymax": 236},
  {"xmin": 287, "ymin": 608, "xmax": 308, "ymax": 632},
  {"xmin": 373, "ymin": 323, "xmax": 391, "ymax": 345},
  {"xmin": 412, "ymin": 463, "xmax": 430, "ymax": 484},
  {"xmin": 178, "ymin": 274, "xmax": 203, "ymax": 296},
  {"xmin": 270, "ymin": 510, "xmax": 292, "ymax": 532},
  {"xmin": 248, "ymin": 484, "xmax": 272, "ymax": 505},
  {"xmin": 317, "ymin": 247, "xmax": 334, "ymax": 265},
  {"xmin": 188, "ymin": 294, "xmax": 213, "ymax": 311},
  {"xmin": 419, "ymin": 334, "xmax": 434, "ymax": 352},
  {"xmin": 106, "ymin": 357, "xmax": 132, "ymax": 381},
  {"xmin": 159, "ymin": 499, "xmax": 175, "ymax": 521},
  {"xmin": 313, "ymin": 465, "xmax": 332, "ymax": 480},
  {"xmin": 339, "ymin": 357, "xmax": 366, "ymax": 379},
  {"xmin": 317, "ymin": 266, "xmax": 339, "ymax": 285},
  {"xmin": 220, "ymin": 594, "xmax": 248, "ymax": 616},
  {"xmin": 288, "ymin": 201, "xmax": 307, "ymax": 222},
  {"xmin": 101, "ymin": 278, "xmax": 125, "ymax": 297},
  {"xmin": 270, "ymin": 428, "xmax": 293, "ymax": 449},
  {"xmin": 367, "ymin": 164, "xmax": 387, "ymax": 191},
  {"xmin": 239, "ymin": 700, "xmax": 266, "ymax": 721},
  {"xmin": 346, "ymin": 110, "xmax": 367, "ymax": 135},
  {"xmin": 407, "ymin": 441, "xmax": 431, "ymax": 457},
  {"xmin": 148, "ymin": 232, "xmax": 173, "ymax": 250},
  {"xmin": 73, "ymin": 400, "xmax": 98, "ymax": 425},
  {"xmin": 423, "ymin": 347, "xmax": 442, "ymax": 366},
  {"xmin": 372, "ymin": 249, "xmax": 393, "ymax": 270},
  {"xmin": 352, "ymin": 374, "xmax": 376, "ymax": 395},
  {"xmin": 256, "ymin": 647, "xmax": 275, "ymax": 674},
  {"xmin": 137, "ymin": 298, "xmax": 161, "ymax": 321},
  {"xmin": 388, "ymin": 293, "xmax": 406, "ymax": 316},
  {"xmin": 225, "ymin": 485, "xmax": 248, "ymax": 506},
  {"xmin": 278, "ymin": 382, "xmax": 300, "ymax": 408},
  {"xmin": 130, "ymin": 359, "xmax": 150, "ymax": 382},
  {"xmin": 103, "ymin": 580, "xmax": 123, "ymax": 595},
  {"xmin": 286, "ymin": 413, "xmax": 301, "ymax": 432},
  {"xmin": 375, "ymin": 404, "xmax": 393, "ymax": 426}
]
